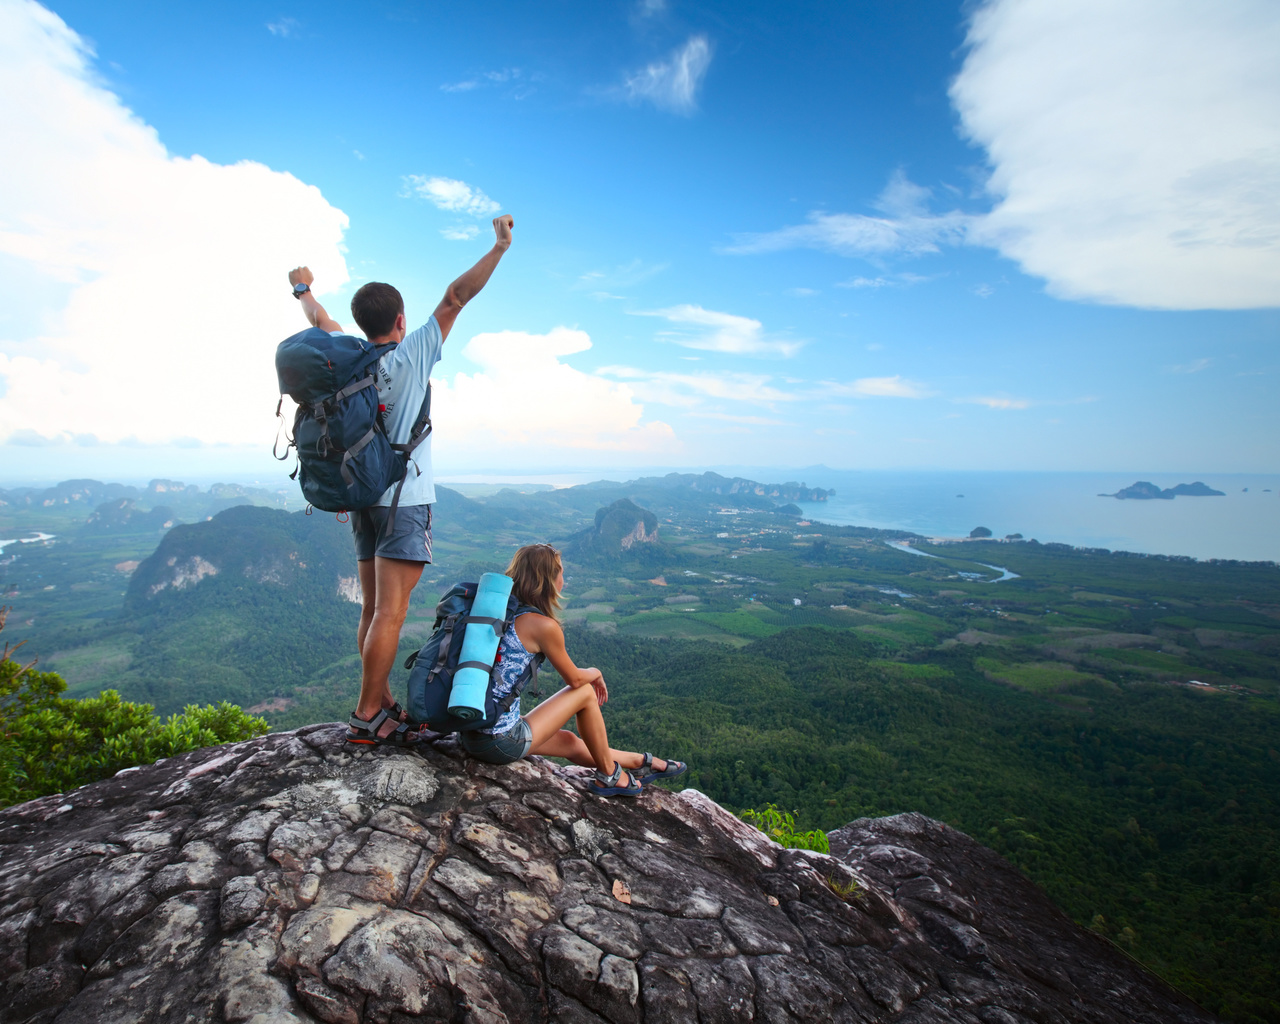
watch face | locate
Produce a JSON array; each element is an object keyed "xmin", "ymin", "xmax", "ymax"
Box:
[{"xmin": 294, "ymin": 283, "xmax": 307, "ymax": 292}]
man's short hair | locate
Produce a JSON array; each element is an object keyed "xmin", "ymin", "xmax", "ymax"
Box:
[{"xmin": 351, "ymin": 282, "xmax": 405, "ymax": 339}]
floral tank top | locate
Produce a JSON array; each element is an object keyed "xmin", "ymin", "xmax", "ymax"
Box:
[{"xmin": 477, "ymin": 611, "xmax": 539, "ymax": 736}]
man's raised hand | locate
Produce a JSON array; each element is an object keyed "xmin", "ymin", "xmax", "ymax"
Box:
[
  {"xmin": 492, "ymin": 215, "xmax": 514, "ymax": 251},
  {"xmin": 288, "ymin": 266, "xmax": 315, "ymax": 288}
]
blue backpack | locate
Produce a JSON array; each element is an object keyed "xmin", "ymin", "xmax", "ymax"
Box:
[
  {"xmin": 405, "ymin": 581, "xmax": 545, "ymax": 733},
  {"xmin": 274, "ymin": 327, "xmax": 431, "ymax": 523}
]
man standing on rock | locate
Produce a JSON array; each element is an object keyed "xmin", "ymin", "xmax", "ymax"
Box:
[{"xmin": 286, "ymin": 214, "xmax": 514, "ymax": 744}]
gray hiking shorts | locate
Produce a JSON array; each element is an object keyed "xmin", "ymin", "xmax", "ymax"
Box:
[{"xmin": 352, "ymin": 503, "xmax": 433, "ymax": 562}]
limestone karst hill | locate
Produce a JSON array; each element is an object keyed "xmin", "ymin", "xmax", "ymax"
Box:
[
  {"xmin": 563, "ymin": 499, "xmax": 663, "ymax": 563},
  {"xmin": 0, "ymin": 726, "xmax": 1215, "ymax": 1024}
]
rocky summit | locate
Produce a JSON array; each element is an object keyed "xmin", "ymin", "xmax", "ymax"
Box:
[{"xmin": 0, "ymin": 727, "xmax": 1213, "ymax": 1024}]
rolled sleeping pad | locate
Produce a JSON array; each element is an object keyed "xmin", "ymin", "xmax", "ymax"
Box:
[{"xmin": 446, "ymin": 572, "xmax": 515, "ymax": 721}]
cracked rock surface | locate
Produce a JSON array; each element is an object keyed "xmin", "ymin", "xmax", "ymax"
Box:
[{"xmin": 0, "ymin": 725, "xmax": 1215, "ymax": 1023}]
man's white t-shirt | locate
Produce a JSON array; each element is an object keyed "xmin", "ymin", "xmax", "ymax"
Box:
[{"xmin": 333, "ymin": 317, "xmax": 442, "ymax": 507}]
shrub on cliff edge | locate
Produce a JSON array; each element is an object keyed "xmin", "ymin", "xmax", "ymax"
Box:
[{"xmin": 0, "ymin": 609, "xmax": 268, "ymax": 808}]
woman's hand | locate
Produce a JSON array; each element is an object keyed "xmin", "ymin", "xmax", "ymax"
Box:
[{"xmin": 588, "ymin": 668, "xmax": 608, "ymax": 706}]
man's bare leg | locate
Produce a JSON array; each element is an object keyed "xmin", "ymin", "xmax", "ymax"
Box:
[
  {"xmin": 356, "ymin": 557, "xmax": 377, "ymax": 653},
  {"xmin": 355, "ymin": 555, "xmax": 423, "ymax": 738}
]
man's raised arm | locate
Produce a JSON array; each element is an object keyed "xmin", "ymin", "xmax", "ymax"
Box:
[
  {"xmin": 288, "ymin": 266, "xmax": 344, "ymax": 333},
  {"xmin": 433, "ymin": 215, "xmax": 513, "ymax": 341}
]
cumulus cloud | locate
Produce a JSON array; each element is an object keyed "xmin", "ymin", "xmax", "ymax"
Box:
[
  {"xmin": 402, "ymin": 175, "xmax": 501, "ymax": 216},
  {"xmin": 632, "ymin": 304, "xmax": 801, "ymax": 357},
  {"xmin": 819, "ymin": 376, "xmax": 931, "ymax": 399},
  {"xmin": 623, "ymin": 35, "xmax": 712, "ymax": 115},
  {"xmin": 0, "ymin": 0, "xmax": 350, "ymax": 446},
  {"xmin": 952, "ymin": 0, "xmax": 1280, "ymax": 309},
  {"xmin": 725, "ymin": 171, "xmax": 969, "ymax": 258},
  {"xmin": 432, "ymin": 329, "xmax": 675, "ymax": 454},
  {"xmin": 440, "ymin": 225, "xmax": 480, "ymax": 242}
]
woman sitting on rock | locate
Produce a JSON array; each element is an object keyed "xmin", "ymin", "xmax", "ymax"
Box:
[{"xmin": 459, "ymin": 543, "xmax": 686, "ymax": 796}]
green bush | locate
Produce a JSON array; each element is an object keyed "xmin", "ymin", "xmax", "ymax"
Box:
[
  {"xmin": 740, "ymin": 803, "xmax": 830, "ymax": 853},
  {"xmin": 0, "ymin": 612, "xmax": 267, "ymax": 808}
]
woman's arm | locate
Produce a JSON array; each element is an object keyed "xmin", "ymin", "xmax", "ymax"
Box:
[{"xmin": 521, "ymin": 614, "xmax": 608, "ymax": 705}]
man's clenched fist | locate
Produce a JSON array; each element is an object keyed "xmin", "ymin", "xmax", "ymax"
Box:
[{"xmin": 493, "ymin": 215, "xmax": 514, "ymax": 250}]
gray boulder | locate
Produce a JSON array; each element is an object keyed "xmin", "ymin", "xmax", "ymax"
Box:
[{"xmin": 0, "ymin": 726, "xmax": 1215, "ymax": 1023}]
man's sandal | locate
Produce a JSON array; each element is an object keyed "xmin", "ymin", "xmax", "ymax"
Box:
[
  {"xmin": 591, "ymin": 761, "xmax": 643, "ymax": 797},
  {"xmin": 347, "ymin": 708, "xmax": 421, "ymax": 747},
  {"xmin": 638, "ymin": 752, "xmax": 688, "ymax": 784}
]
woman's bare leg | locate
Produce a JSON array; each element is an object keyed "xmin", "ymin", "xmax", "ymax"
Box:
[
  {"xmin": 524, "ymin": 685, "xmax": 616, "ymax": 774},
  {"xmin": 524, "ymin": 686, "xmax": 674, "ymax": 776},
  {"xmin": 532, "ymin": 727, "xmax": 647, "ymax": 771}
]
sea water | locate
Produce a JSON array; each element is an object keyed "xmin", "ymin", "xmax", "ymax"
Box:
[{"xmin": 795, "ymin": 471, "xmax": 1280, "ymax": 563}]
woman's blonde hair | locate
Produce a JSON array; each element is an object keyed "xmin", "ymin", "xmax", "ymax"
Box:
[{"xmin": 505, "ymin": 544, "xmax": 562, "ymax": 619}]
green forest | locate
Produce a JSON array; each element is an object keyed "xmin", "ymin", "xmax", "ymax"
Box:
[{"xmin": 1, "ymin": 473, "xmax": 1278, "ymax": 1022}]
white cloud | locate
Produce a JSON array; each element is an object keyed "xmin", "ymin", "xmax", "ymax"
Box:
[
  {"xmin": 1166, "ymin": 358, "xmax": 1212, "ymax": 374},
  {"xmin": 633, "ymin": 304, "xmax": 801, "ymax": 357},
  {"xmin": 433, "ymin": 329, "xmax": 676, "ymax": 454},
  {"xmin": 402, "ymin": 175, "xmax": 501, "ymax": 216},
  {"xmin": 726, "ymin": 172, "xmax": 970, "ymax": 258},
  {"xmin": 837, "ymin": 271, "xmax": 936, "ymax": 290},
  {"xmin": 575, "ymin": 259, "xmax": 668, "ymax": 291},
  {"xmin": 598, "ymin": 365, "xmax": 795, "ymax": 408},
  {"xmin": 441, "ymin": 68, "xmax": 536, "ymax": 99},
  {"xmin": 440, "ymin": 225, "xmax": 480, "ymax": 241},
  {"xmin": 636, "ymin": 0, "xmax": 667, "ymax": 16},
  {"xmin": 962, "ymin": 396, "xmax": 1031, "ymax": 410},
  {"xmin": 952, "ymin": 0, "xmax": 1280, "ymax": 309},
  {"xmin": 820, "ymin": 376, "xmax": 931, "ymax": 399},
  {"xmin": 623, "ymin": 35, "xmax": 712, "ymax": 115},
  {"xmin": 0, "ymin": 1, "xmax": 350, "ymax": 446},
  {"xmin": 266, "ymin": 16, "xmax": 300, "ymax": 37}
]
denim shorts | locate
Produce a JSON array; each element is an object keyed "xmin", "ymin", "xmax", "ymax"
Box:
[
  {"xmin": 459, "ymin": 719, "xmax": 533, "ymax": 765},
  {"xmin": 352, "ymin": 503, "xmax": 432, "ymax": 562}
]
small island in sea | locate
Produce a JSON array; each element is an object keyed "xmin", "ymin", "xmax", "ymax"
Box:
[{"xmin": 1100, "ymin": 480, "xmax": 1225, "ymax": 500}]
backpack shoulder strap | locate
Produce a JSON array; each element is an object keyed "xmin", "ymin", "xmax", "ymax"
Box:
[{"xmin": 383, "ymin": 383, "xmax": 433, "ymax": 533}]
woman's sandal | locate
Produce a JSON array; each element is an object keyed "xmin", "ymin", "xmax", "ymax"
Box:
[
  {"xmin": 638, "ymin": 752, "xmax": 688, "ymax": 784},
  {"xmin": 591, "ymin": 761, "xmax": 643, "ymax": 797},
  {"xmin": 346, "ymin": 708, "xmax": 421, "ymax": 747}
]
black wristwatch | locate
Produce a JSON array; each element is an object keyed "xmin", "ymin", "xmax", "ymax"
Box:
[{"xmin": 292, "ymin": 282, "xmax": 310, "ymax": 299}]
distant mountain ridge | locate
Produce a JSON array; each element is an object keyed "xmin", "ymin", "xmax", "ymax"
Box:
[
  {"xmin": 594, "ymin": 470, "xmax": 831, "ymax": 503},
  {"xmin": 0, "ymin": 478, "xmax": 289, "ymax": 527},
  {"xmin": 1101, "ymin": 480, "xmax": 1225, "ymax": 500}
]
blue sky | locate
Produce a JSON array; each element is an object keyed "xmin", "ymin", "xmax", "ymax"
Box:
[{"xmin": 0, "ymin": 0, "xmax": 1277, "ymax": 482}]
